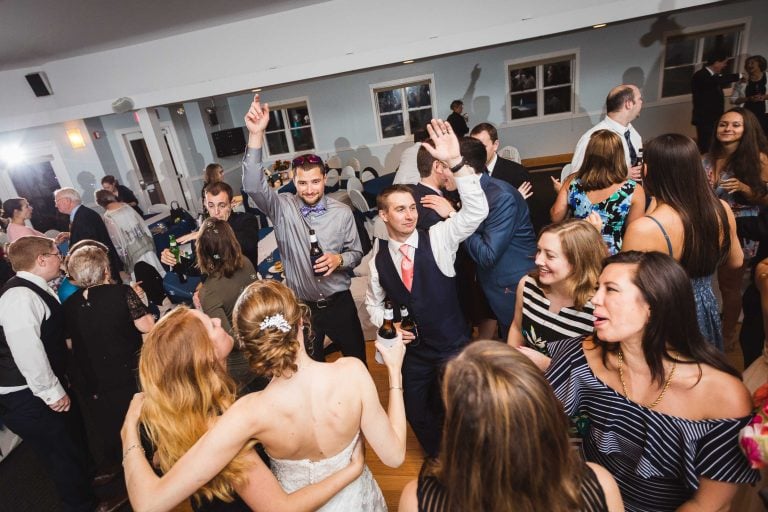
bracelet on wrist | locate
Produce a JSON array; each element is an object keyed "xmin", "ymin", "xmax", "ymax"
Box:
[
  {"xmin": 389, "ymin": 385, "xmax": 403, "ymax": 390},
  {"xmin": 449, "ymin": 158, "xmax": 466, "ymax": 173},
  {"xmin": 122, "ymin": 443, "xmax": 145, "ymax": 464}
]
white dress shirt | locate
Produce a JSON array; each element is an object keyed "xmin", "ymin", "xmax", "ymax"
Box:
[
  {"xmin": 569, "ymin": 115, "xmax": 642, "ymax": 177},
  {"xmin": 0, "ymin": 271, "xmax": 66, "ymax": 404},
  {"xmin": 393, "ymin": 143, "xmax": 422, "ymax": 185},
  {"xmin": 487, "ymin": 154, "xmax": 499, "ymax": 176},
  {"xmin": 365, "ymin": 172, "xmax": 488, "ymax": 327}
]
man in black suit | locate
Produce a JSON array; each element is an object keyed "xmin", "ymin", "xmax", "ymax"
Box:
[
  {"xmin": 470, "ymin": 123, "xmax": 532, "ymax": 198},
  {"xmin": 54, "ymin": 187, "xmax": 123, "ymax": 280},
  {"xmin": 691, "ymin": 49, "xmax": 742, "ymax": 153}
]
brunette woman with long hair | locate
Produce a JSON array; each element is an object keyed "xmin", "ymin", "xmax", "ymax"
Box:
[
  {"xmin": 703, "ymin": 107, "xmax": 768, "ymax": 349},
  {"xmin": 551, "ymin": 129, "xmax": 645, "ymax": 255},
  {"xmin": 125, "ymin": 306, "xmax": 366, "ymax": 512},
  {"xmin": 399, "ymin": 340, "xmax": 623, "ymax": 512},
  {"xmin": 507, "ymin": 219, "xmax": 605, "ymax": 354},
  {"xmin": 195, "ymin": 218, "xmax": 258, "ymax": 390},
  {"xmin": 623, "ymin": 133, "xmax": 742, "ymax": 350},
  {"xmin": 525, "ymin": 252, "xmax": 759, "ymax": 511}
]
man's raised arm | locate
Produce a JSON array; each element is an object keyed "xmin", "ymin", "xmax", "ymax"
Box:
[{"xmin": 242, "ymin": 94, "xmax": 280, "ymax": 219}]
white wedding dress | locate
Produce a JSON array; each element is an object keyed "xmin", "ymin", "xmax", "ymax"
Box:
[{"xmin": 268, "ymin": 433, "xmax": 387, "ymax": 511}]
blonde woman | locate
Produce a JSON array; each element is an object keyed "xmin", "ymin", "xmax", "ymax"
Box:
[
  {"xmin": 122, "ymin": 280, "xmax": 406, "ymax": 511},
  {"xmin": 507, "ymin": 219, "xmax": 605, "ymax": 354},
  {"xmin": 126, "ymin": 306, "xmax": 367, "ymax": 512}
]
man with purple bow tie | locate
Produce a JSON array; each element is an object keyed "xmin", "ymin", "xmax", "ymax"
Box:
[{"xmin": 242, "ymin": 95, "xmax": 366, "ymax": 363}]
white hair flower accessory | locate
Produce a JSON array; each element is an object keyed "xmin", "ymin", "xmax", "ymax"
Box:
[{"xmin": 260, "ymin": 313, "xmax": 291, "ymax": 333}]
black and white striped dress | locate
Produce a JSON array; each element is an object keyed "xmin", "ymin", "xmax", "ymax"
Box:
[
  {"xmin": 519, "ymin": 276, "xmax": 595, "ymax": 355},
  {"xmin": 546, "ymin": 337, "xmax": 759, "ymax": 512}
]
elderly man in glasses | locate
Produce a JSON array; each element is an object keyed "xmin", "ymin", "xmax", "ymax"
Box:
[{"xmin": 242, "ymin": 95, "xmax": 366, "ymax": 363}]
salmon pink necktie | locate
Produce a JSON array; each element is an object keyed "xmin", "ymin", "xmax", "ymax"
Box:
[{"xmin": 399, "ymin": 244, "xmax": 413, "ymax": 291}]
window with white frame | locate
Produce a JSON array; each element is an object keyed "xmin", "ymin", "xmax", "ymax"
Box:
[
  {"xmin": 264, "ymin": 101, "xmax": 315, "ymax": 156},
  {"xmin": 507, "ymin": 53, "xmax": 575, "ymax": 121},
  {"xmin": 661, "ymin": 25, "xmax": 743, "ymax": 98},
  {"xmin": 372, "ymin": 78, "xmax": 434, "ymax": 140}
]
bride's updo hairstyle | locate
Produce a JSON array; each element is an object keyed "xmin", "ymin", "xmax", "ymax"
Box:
[{"xmin": 234, "ymin": 280, "xmax": 310, "ymax": 379}]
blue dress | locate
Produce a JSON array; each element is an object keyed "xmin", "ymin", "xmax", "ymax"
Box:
[
  {"xmin": 567, "ymin": 179, "xmax": 637, "ymax": 255},
  {"xmin": 646, "ymin": 216, "xmax": 723, "ymax": 351}
]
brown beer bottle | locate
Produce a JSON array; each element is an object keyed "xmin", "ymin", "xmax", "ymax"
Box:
[
  {"xmin": 309, "ymin": 229, "xmax": 324, "ymax": 277},
  {"xmin": 379, "ymin": 300, "xmax": 397, "ymax": 339},
  {"xmin": 399, "ymin": 305, "xmax": 419, "ymax": 347}
]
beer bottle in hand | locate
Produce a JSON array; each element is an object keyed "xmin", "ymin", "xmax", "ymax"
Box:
[
  {"xmin": 399, "ymin": 305, "xmax": 419, "ymax": 347},
  {"xmin": 309, "ymin": 229, "xmax": 325, "ymax": 277},
  {"xmin": 168, "ymin": 234, "xmax": 187, "ymax": 283},
  {"xmin": 375, "ymin": 300, "xmax": 398, "ymax": 364}
]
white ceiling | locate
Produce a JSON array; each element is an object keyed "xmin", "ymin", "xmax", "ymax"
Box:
[
  {"xmin": 0, "ymin": 0, "xmax": 327, "ymax": 71},
  {"xmin": 0, "ymin": 0, "xmax": 726, "ymax": 132}
]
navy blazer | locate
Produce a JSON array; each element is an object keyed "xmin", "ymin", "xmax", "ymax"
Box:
[
  {"xmin": 70, "ymin": 205, "xmax": 123, "ymax": 275},
  {"xmin": 463, "ymin": 173, "xmax": 536, "ymax": 331}
]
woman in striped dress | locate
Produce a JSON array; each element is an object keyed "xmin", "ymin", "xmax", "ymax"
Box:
[
  {"xmin": 507, "ymin": 219, "xmax": 605, "ymax": 355},
  {"xmin": 530, "ymin": 251, "xmax": 758, "ymax": 512}
]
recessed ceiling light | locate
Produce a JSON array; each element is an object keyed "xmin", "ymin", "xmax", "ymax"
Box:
[
  {"xmin": 593, "ymin": 23, "xmax": 607, "ymax": 28},
  {"xmin": 403, "ymin": 60, "xmax": 414, "ymax": 64},
  {"xmin": 251, "ymin": 88, "xmax": 262, "ymax": 92}
]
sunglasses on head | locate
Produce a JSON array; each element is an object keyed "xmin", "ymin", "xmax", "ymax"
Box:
[{"xmin": 292, "ymin": 154, "xmax": 323, "ymax": 168}]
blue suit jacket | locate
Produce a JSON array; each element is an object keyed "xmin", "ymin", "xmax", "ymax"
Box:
[{"xmin": 463, "ymin": 173, "xmax": 536, "ymax": 330}]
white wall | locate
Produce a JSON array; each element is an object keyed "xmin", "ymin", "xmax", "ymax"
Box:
[{"xmin": 2, "ymin": 0, "xmax": 765, "ymax": 201}]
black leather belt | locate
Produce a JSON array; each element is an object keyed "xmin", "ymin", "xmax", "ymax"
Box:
[{"xmin": 303, "ymin": 291, "xmax": 345, "ymax": 310}]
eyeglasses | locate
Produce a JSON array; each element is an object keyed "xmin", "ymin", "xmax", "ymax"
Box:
[
  {"xmin": 43, "ymin": 252, "xmax": 62, "ymax": 260},
  {"xmin": 292, "ymin": 154, "xmax": 323, "ymax": 168}
]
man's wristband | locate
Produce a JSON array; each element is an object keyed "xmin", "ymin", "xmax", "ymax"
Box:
[{"xmin": 449, "ymin": 158, "xmax": 465, "ymax": 173}]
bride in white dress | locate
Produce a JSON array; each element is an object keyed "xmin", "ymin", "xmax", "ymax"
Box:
[{"xmin": 121, "ymin": 279, "xmax": 406, "ymax": 512}]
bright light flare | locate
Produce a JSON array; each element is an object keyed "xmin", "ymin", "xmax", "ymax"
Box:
[{"xmin": 0, "ymin": 145, "xmax": 25, "ymax": 166}]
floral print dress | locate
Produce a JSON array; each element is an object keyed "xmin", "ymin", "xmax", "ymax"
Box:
[{"xmin": 567, "ymin": 179, "xmax": 638, "ymax": 255}]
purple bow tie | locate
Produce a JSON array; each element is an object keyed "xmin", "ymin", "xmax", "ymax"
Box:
[{"xmin": 300, "ymin": 204, "xmax": 327, "ymax": 217}]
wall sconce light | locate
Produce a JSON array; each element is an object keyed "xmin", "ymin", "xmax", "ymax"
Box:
[{"xmin": 66, "ymin": 128, "xmax": 86, "ymax": 149}]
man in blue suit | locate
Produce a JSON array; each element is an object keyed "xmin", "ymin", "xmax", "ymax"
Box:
[{"xmin": 460, "ymin": 137, "xmax": 536, "ymax": 339}]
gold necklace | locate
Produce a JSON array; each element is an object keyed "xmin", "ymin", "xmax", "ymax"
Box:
[{"xmin": 617, "ymin": 350, "xmax": 676, "ymax": 409}]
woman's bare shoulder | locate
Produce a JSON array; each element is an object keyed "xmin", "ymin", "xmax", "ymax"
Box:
[{"xmin": 683, "ymin": 363, "xmax": 752, "ymax": 419}]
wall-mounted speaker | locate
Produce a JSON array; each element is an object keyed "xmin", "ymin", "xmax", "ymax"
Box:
[
  {"xmin": 25, "ymin": 72, "xmax": 53, "ymax": 97},
  {"xmin": 111, "ymin": 97, "xmax": 135, "ymax": 114}
]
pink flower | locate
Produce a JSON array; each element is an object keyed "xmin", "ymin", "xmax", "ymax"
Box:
[{"xmin": 740, "ymin": 434, "xmax": 765, "ymax": 469}]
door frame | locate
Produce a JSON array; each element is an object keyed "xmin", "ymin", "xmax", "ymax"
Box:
[
  {"xmin": 0, "ymin": 141, "xmax": 74, "ymax": 201},
  {"xmin": 115, "ymin": 122, "xmax": 189, "ymax": 208}
]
